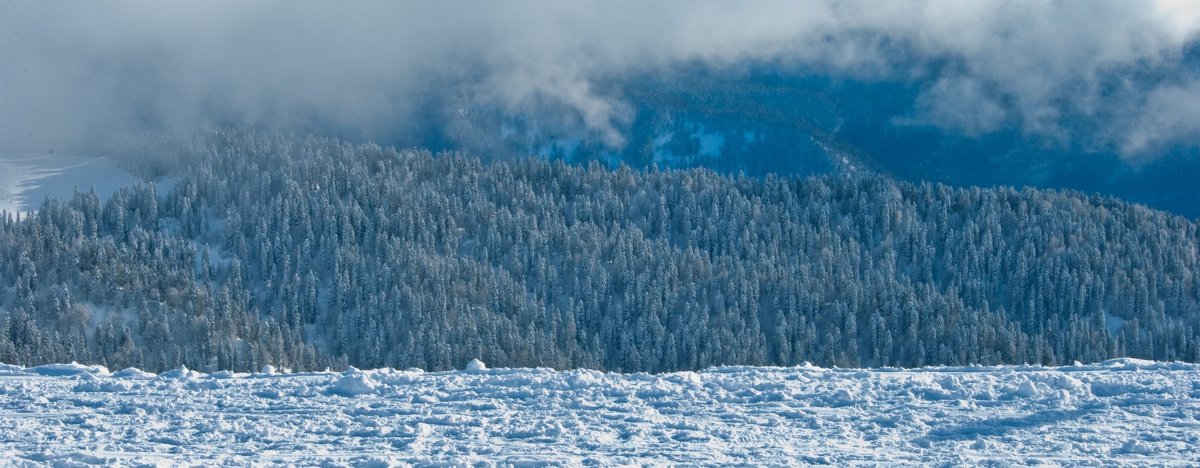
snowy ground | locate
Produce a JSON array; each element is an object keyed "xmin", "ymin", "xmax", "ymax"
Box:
[
  {"xmin": 0, "ymin": 153, "xmax": 136, "ymax": 215},
  {"xmin": 0, "ymin": 359, "xmax": 1198, "ymax": 466}
]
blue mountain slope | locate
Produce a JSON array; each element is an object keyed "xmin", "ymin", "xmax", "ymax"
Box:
[{"xmin": 434, "ymin": 68, "xmax": 1200, "ymax": 218}]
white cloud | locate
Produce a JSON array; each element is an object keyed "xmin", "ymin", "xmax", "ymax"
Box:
[
  {"xmin": 2, "ymin": 0, "xmax": 1197, "ymax": 156},
  {"xmin": 1121, "ymin": 81, "xmax": 1200, "ymax": 156},
  {"xmin": 903, "ymin": 77, "xmax": 1009, "ymax": 136}
]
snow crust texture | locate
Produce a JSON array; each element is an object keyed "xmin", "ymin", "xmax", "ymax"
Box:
[{"xmin": 0, "ymin": 359, "xmax": 1198, "ymax": 465}]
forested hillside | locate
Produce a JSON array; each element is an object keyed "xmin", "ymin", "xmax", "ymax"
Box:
[{"xmin": 2, "ymin": 132, "xmax": 1198, "ymax": 372}]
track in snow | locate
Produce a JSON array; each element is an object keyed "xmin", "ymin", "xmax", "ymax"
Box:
[{"xmin": 0, "ymin": 359, "xmax": 1198, "ymax": 465}]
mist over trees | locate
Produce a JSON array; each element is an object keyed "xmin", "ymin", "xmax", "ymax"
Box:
[{"xmin": 1, "ymin": 132, "xmax": 1198, "ymax": 372}]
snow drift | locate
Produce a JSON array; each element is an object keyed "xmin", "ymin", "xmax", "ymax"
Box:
[{"xmin": 0, "ymin": 359, "xmax": 1197, "ymax": 465}]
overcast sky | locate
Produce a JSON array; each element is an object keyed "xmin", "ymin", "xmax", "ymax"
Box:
[{"xmin": 2, "ymin": 1, "xmax": 1198, "ymax": 156}]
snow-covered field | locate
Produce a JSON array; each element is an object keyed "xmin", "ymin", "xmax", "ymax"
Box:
[
  {"xmin": 0, "ymin": 153, "xmax": 136, "ymax": 215},
  {"xmin": 1, "ymin": 359, "xmax": 1198, "ymax": 466}
]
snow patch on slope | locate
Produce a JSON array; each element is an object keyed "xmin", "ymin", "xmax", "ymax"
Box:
[{"xmin": 0, "ymin": 153, "xmax": 137, "ymax": 215}]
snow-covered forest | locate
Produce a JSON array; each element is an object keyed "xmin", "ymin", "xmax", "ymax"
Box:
[{"xmin": 1, "ymin": 132, "xmax": 1198, "ymax": 372}]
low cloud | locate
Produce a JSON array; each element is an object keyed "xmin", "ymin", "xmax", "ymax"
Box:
[
  {"xmin": 1121, "ymin": 81, "xmax": 1200, "ymax": 157},
  {"xmin": 2, "ymin": 1, "xmax": 1197, "ymax": 157}
]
